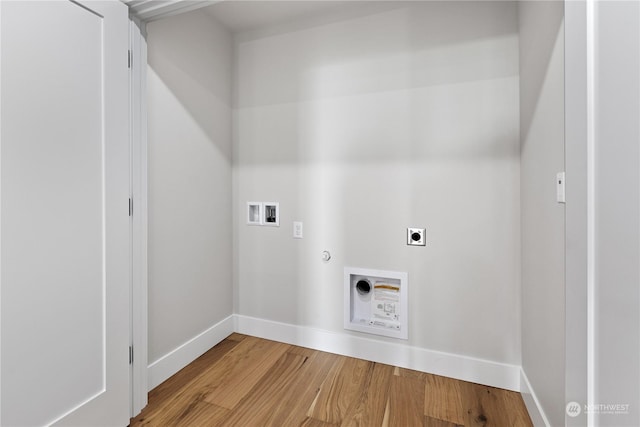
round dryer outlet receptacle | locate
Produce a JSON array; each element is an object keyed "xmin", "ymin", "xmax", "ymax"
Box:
[{"xmin": 407, "ymin": 227, "xmax": 426, "ymax": 246}]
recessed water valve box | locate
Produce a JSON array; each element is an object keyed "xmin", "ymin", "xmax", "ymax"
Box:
[
  {"xmin": 263, "ymin": 202, "xmax": 279, "ymax": 226},
  {"xmin": 344, "ymin": 267, "xmax": 408, "ymax": 340}
]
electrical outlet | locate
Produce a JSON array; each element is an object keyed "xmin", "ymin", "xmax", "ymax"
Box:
[
  {"xmin": 407, "ymin": 228, "xmax": 426, "ymax": 246},
  {"xmin": 293, "ymin": 221, "xmax": 303, "ymax": 239}
]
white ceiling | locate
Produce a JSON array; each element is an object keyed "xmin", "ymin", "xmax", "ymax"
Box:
[
  {"xmin": 123, "ymin": 0, "xmax": 400, "ymax": 33},
  {"xmin": 201, "ymin": 1, "xmax": 379, "ymax": 34}
]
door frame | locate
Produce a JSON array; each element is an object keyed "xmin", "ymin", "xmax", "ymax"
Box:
[
  {"xmin": 129, "ymin": 16, "xmax": 149, "ymax": 418},
  {"xmin": 127, "ymin": 2, "xmax": 215, "ymax": 417},
  {"xmin": 564, "ymin": 0, "xmax": 593, "ymax": 426}
]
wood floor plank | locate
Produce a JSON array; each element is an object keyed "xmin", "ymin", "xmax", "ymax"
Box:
[
  {"xmin": 424, "ymin": 373, "xmax": 466, "ymax": 425},
  {"xmin": 130, "ymin": 389, "xmax": 229, "ymax": 427},
  {"xmin": 342, "ymin": 363, "xmax": 395, "ymax": 427},
  {"xmin": 460, "ymin": 381, "xmax": 495, "ymax": 427},
  {"xmin": 395, "ymin": 366, "xmax": 429, "ymax": 382},
  {"xmin": 300, "ymin": 417, "xmax": 339, "ymax": 427},
  {"xmin": 202, "ymin": 336, "xmax": 290, "ymax": 409},
  {"xmin": 226, "ymin": 332, "xmax": 247, "ymax": 342},
  {"xmin": 497, "ymin": 386, "xmax": 534, "ymax": 426},
  {"xmin": 460, "ymin": 382, "xmax": 527, "ymax": 427},
  {"xmin": 306, "ymin": 358, "xmax": 342, "ymax": 418},
  {"xmin": 155, "ymin": 400, "xmax": 229, "ymax": 427},
  {"xmin": 267, "ymin": 351, "xmax": 342, "ymax": 426},
  {"xmin": 147, "ymin": 337, "xmax": 240, "ymax": 406},
  {"xmin": 307, "ymin": 356, "xmax": 374, "ymax": 424},
  {"xmin": 216, "ymin": 351, "xmax": 309, "ymax": 426},
  {"xmin": 424, "ymin": 415, "xmax": 463, "ymax": 427},
  {"xmin": 130, "ymin": 395, "xmax": 197, "ymax": 426},
  {"xmin": 130, "ymin": 337, "xmax": 242, "ymax": 426},
  {"xmin": 388, "ymin": 374, "xmax": 425, "ymax": 427},
  {"xmin": 131, "ymin": 335, "xmax": 534, "ymax": 427},
  {"xmin": 134, "ymin": 337, "xmax": 290, "ymax": 424},
  {"xmin": 171, "ymin": 401, "xmax": 229, "ymax": 427},
  {"xmin": 288, "ymin": 345, "xmax": 318, "ymax": 358}
]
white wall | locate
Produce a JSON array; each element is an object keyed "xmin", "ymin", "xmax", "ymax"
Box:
[
  {"xmin": 518, "ymin": 2, "xmax": 565, "ymax": 426},
  {"xmin": 147, "ymin": 11, "xmax": 233, "ymax": 364},
  {"xmin": 565, "ymin": 3, "xmax": 640, "ymax": 425},
  {"xmin": 593, "ymin": 2, "xmax": 639, "ymax": 424},
  {"xmin": 233, "ymin": 1, "xmax": 521, "ymax": 365}
]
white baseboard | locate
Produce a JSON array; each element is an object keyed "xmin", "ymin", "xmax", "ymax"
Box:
[
  {"xmin": 234, "ymin": 314, "xmax": 521, "ymax": 392},
  {"xmin": 146, "ymin": 314, "xmax": 528, "ymax": 398},
  {"xmin": 147, "ymin": 315, "xmax": 234, "ymax": 390},
  {"xmin": 520, "ymin": 369, "xmax": 551, "ymax": 427}
]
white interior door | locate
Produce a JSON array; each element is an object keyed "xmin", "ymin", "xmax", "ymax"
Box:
[{"xmin": 0, "ymin": 1, "xmax": 130, "ymax": 426}]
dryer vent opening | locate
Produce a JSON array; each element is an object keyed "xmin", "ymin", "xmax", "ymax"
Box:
[{"xmin": 356, "ymin": 279, "xmax": 371, "ymax": 295}]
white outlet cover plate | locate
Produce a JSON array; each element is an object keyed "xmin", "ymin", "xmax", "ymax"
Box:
[
  {"xmin": 556, "ymin": 172, "xmax": 566, "ymax": 203},
  {"xmin": 407, "ymin": 228, "xmax": 426, "ymax": 246}
]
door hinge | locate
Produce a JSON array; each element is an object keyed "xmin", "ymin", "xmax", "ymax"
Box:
[
  {"xmin": 129, "ymin": 198, "xmax": 133, "ymax": 216},
  {"xmin": 129, "ymin": 346, "xmax": 134, "ymax": 365},
  {"xmin": 128, "ymin": 49, "xmax": 132, "ymax": 69}
]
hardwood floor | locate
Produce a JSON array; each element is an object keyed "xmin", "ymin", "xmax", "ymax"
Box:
[{"xmin": 130, "ymin": 334, "xmax": 533, "ymax": 427}]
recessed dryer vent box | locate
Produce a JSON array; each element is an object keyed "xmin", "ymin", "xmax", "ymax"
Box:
[{"xmin": 344, "ymin": 267, "xmax": 408, "ymax": 340}]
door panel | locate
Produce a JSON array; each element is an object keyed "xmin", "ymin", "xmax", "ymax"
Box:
[{"xmin": 1, "ymin": 1, "xmax": 130, "ymax": 426}]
